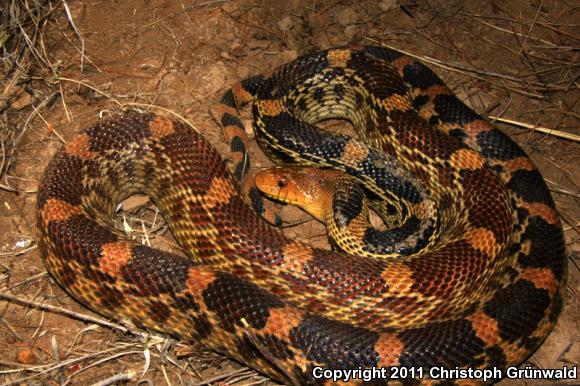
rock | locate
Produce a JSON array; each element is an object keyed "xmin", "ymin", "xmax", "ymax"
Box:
[
  {"xmin": 10, "ymin": 90, "xmax": 32, "ymax": 110},
  {"xmin": 369, "ymin": 211, "xmax": 388, "ymax": 230},
  {"xmin": 344, "ymin": 25, "xmax": 358, "ymax": 40},
  {"xmin": 248, "ymin": 37, "xmax": 270, "ymax": 50},
  {"xmin": 562, "ymin": 341, "xmax": 580, "ymax": 363},
  {"xmin": 279, "ymin": 204, "xmax": 307, "ymax": 224},
  {"xmin": 138, "ymin": 56, "xmax": 165, "ymax": 71},
  {"xmin": 120, "ymin": 194, "xmax": 150, "ymax": 211},
  {"xmin": 236, "ymin": 65, "xmax": 252, "ymax": 79},
  {"xmin": 278, "ymin": 16, "xmax": 294, "ymax": 32},
  {"xmin": 229, "ymin": 38, "xmax": 243, "ymax": 51},
  {"xmin": 280, "ymin": 50, "xmax": 298, "ymax": 63},
  {"xmin": 337, "ymin": 7, "xmax": 359, "ymax": 27},
  {"xmin": 379, "ymin": 0, "xmax": 399, "ymax": 12},
  {"xmin": 243, "ymin": 118, "xmax": 254, "ymax": 136},
  {"xmin": 16, "ymin": 348, "xmax": 37, "ymax": 364},
  {"xmin": 220, "ymin": 51, "xmax": 235, "ymax": 60},
  {"xmin": 198, "ymin": 61, "xmax": 228, "ymax": 95}
]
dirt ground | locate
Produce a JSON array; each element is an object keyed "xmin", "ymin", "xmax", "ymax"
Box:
[{"xmin": 1, "ymin": 0, "xmax": 578, "ymax": 385}]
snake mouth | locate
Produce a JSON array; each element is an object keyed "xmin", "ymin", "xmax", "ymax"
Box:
[{"xmin": 259, "ymin": 189, "xmax": 291, "ymax": 204}]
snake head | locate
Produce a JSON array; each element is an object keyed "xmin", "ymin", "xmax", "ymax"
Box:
[{"xmin": 254, "ymin": 166, "xmax": 351, "ymax": 223}]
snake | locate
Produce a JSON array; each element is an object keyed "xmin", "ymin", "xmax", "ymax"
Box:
[{"xmin": 37, "ymin": 46, "xmax": 567, "ymax": 385}]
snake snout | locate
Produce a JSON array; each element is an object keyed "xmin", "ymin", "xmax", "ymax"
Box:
[{"xmin": 254, "ymin": 166, "xmax": 337, "ymax": 222}]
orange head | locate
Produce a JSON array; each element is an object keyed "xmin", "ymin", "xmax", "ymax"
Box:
[{"xmin": 254, "ymin": 166, "xmax": 345, "ymax": 222}]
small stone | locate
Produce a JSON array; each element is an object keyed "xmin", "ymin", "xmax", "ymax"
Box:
[
  {"xmin": 229, "ymin": 38, "xmax": 242, "ymax": 51},
  {"xmin": 344, "ymin": 25, "xmax": 358, "ymax": 40},
  {"xmin": 121, "ymin": 195, "xmax": 150, "ymax": 212},
  {"xmin": 248, "ymin": 38, "xmax": 270, "ymax": 50},
  {"xmin": 337, "ymin": 7, "xmax": 358, "ymax": 27},
  {"xmin": 198, "ymin": 62, "xmax": 228, "ymax": 95},
  {"xmin": 16, "ymin": 348, "xmax": 37, "ymax": 364},
  {"xmin": 369, "ymin": 211, "xmax": 388, "ymax": 230},
  {"xmin": 243, "ymin": 118, "xmax": 254, "ymax": 136},
  {"xmin": 562, "ymin": 341, "xmax": 580, "ymax": 364},
  {"xmin": 280, "ymin": 204, "xmax": 307, "ymax": 223},
  {"xmin": 280, "ymin": 50, "xmax": 298, "ymax": 63},
  {"xmin": 277, "ymin": 16, "xmax": 294, "ymax": 32},
  {"xmin": 379, "ymin": 0, "xmax": 399, "ymax": 12},
  {"xmin": 10, "ymin": 90, "xmax": 32, "ymax": 110},
  {"xmin": 220, "ymin": 51, "xmax": 235, "ymax": 60},
  {"xmin": 236, "ymin": 65, "xmax": 252, "ymax": 79},
  {"xmin": 138, "ymin": 56, "xmax": 164, "ymax": 71}
]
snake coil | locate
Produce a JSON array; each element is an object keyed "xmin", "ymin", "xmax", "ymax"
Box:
[{"xmin": 37, "ymin": 46, "xmax": 566, "ymax": 385}]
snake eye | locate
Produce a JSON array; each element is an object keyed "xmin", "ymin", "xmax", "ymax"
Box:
[{"xmin": 277, "ymin": 179, "xmax": 287, "ymax": 189}]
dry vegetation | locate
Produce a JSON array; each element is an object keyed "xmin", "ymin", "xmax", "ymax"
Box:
[{"xmin": 0, "ymin": 0, "xmax": 578, "ymax": 385}]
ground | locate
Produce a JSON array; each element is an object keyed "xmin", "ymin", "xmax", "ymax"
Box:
[{"xmin": 0, "ymin": 0, "xmax": 578, "ymax": 385}]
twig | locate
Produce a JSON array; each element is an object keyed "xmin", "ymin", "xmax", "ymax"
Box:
[
  {"xmin": 0, "ymin": 245, "xmax": 37, "ymax": 256},
  {"xmin": 89, "ymin": 371, "xmax": 137, "ymax": 386},
  {"xmin": 471, "ymin": 17, "xmax": 559, "ymax": 48},
  {"xmin": 19, "ymin": 92, "xmax": 59, "ymax": 142},
  {"xmin": 364, "ymin": 37, "xmax": 571, "ymax": 93},
  {"xmin": 62, "ymin": 0, "xmax": 85, "ymax": 71},
  {"xmin": 0, "ymin": 315, "xmax": 22, "ymax": 341},
  {"xmin": 489, "ymin": 115, "xmax": 580, "ymax": 141},
  {"xmin": 62, "ymin": 350, "xmax": 145, "ymax": 386},
  {"xmin": 0, "ymin": 341, "xmax": 158, "ymax": 385},
  {"xmin": 56, "ymin": 77, "xmax": 122, "ymax": 105},
  {"xmin": 0, "ymin": 291, "xmax": 129, "ymax": 333},
  {"xmin": 191, "ymin": 368, "xmax": 251, "ymax": 386},
  {"xmin": 519, "ymin": 0, "xmax": 544, "ymax": 54}
]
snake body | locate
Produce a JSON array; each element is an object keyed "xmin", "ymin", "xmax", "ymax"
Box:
[{"xmin": 37, "ymin": 46, "xmax": 566, "ymax": 385}]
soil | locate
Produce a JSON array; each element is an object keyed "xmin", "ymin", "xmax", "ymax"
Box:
[{"xmin": 1, "ymin": 0, "xmax": 578, "ymax": 385}]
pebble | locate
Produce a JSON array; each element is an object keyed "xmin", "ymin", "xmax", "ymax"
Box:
[
  {"xmin": 236, "ymin": 65, "xmax": 252, "ymax": 79},
  {"xmin": 344, "ymin": 25, "xmax": 358, "ymax": 40},
  {"xmin": 337, "ymin": 7, "xmax": 359, "ymax": 27},
  {"xmin": 248, "ymin": 38, "xmax": 270, "ymax": 50},
  {"xmin": 278, "ymin": 16, "xmax": 294, "ymax": 32},
  {"xmin": 16, "ymin": 348, "xmax": 37, "ymax": 364},
  {"xmin": 280, "ymin": 50, "xmax": 298, "ymax": 63},
  {"xmin": 10, "ymin": 90, "xmax": 32, "ymax": 110},
  {"xmin": 120, "ymin": 194, "xmax": 150, "ymax": 212},
  {"xmin": 379, "ymin": 0, "xmax": 399, "ymax": 12}
]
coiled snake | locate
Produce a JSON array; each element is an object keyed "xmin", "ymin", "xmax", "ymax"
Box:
[{"xmin": 37, "ymin": 46, "xmax": 566, "ymax": 385}]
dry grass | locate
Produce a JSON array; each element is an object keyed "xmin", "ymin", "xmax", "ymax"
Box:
[{"xmin": 1, "ymin": 0, "xmax": 60, "ymax": 190}]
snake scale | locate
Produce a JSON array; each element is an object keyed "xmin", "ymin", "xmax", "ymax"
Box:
[{"xmin": 37, "ymin": 46, "xmax": 567, "ymax": 385}]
